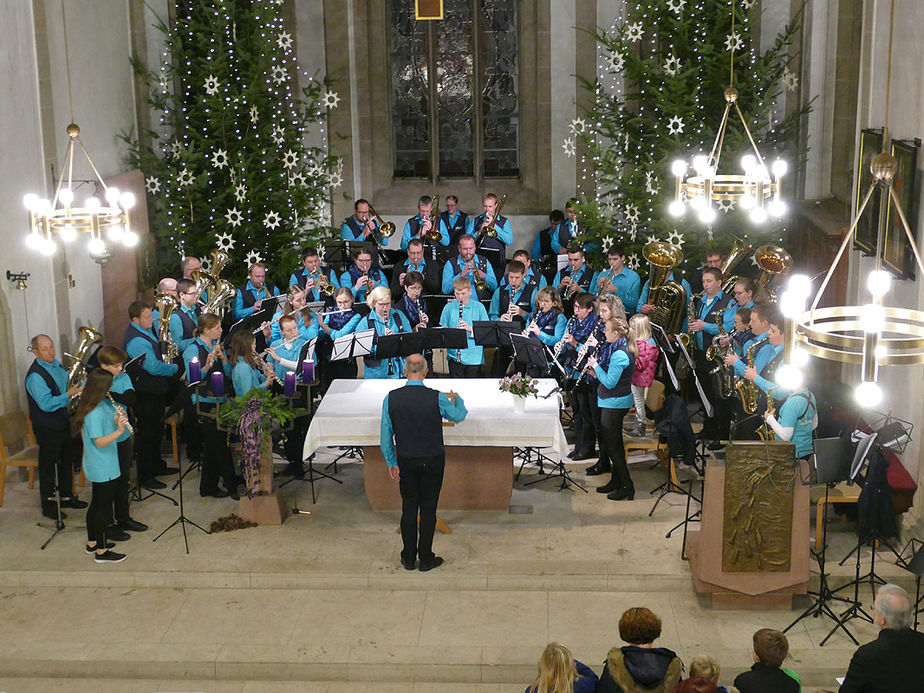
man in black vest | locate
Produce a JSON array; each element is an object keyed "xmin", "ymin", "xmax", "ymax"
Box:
[
  {"xmin": 439, "ymin": 194, "xmax": 469, "ymax": 246},
  {"xmin": 24, "ymin": 334, "xmax": 87, "ymax": 519},
  {"xmin": 380, "ymin": 354, "xmax": 468, "ymax": 571}
]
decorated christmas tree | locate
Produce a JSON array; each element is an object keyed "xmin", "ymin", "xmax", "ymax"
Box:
[
  {"xmin": 567, "ymin": 0, "xmax": 810, "ymax": 275},
  {"xmin": 125, "ymin": 0, "xmax": 341, "ymax": 284}
]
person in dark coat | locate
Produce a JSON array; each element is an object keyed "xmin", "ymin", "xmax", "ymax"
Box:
[
  {"xmin": 839, "ymin": 583, "xmax": 924, "ymax": 692},
  {"xmin": 732, "ymin": 629, "xmax": 798, "ymax": 693},
  {"xmin": 596, "ymin": 607, "xmax": 682, "ymax": 693},
  {"xmin": 525, "ymin": 642, "xmax": 598, "ymax": 693}
]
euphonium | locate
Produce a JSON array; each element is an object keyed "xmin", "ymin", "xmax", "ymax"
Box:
[
  {"xmin": 153, "ymin": 291, "xmax": 181, "ymax": 361},
  {"xmin": 425, "ymin": 195, "xmax": 442, "ymax": 242},
  {"xmin": 643, "ymin": 241, "xmax": 688, "ymax": 335},
  {"xmin": 719, "ymin": 236, "xmax": 754, "ymax": 294},
  {"xmin": 189, "ymin": 269, "xmax": 213, "ymax": 305},
  {"xmin": 737, "ymin": 336, "xmax": 768, "ymax": 415},
  {"xmin": 754, "ymin": 244, "xmax": 792, "ymax": 301},
  {"xmin": 65, "ymin": 325, "xmax": 104, "ymax": 410},
  {"xmin": 209, "ymin": 247, "xmax": 231, "ymax": 277},
  {"xmin": 367, "ymin": 203, "xmax": 396, "ymax": 241},
  {"xmin": 202, "ymin": 277, "xmax": 236, "ymax": 318},
  {"xmin": 480, "ymin": 194, "xmax": 507, "ymax": 240}
]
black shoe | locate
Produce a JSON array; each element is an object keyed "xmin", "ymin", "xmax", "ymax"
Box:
[
  {"xmin": 154, "ymin": 467, "xmax": 180, "ymax": 476},
  {"xmin": 570, "ymin": 448, "xmax": 593, "ymax": 461},
  {"xmin": 707, "ymin": 440, "xmax": 725, "ymax": 451},
  {"xmin": 142, "ymin": 478, "xmax": 167, "ymax": 490},
  {"xmin": 607, "ymin": 487, "xmax": 635, "ymax": 501},
  {"xmin": 228, "ymin": 489, "xmax": 240, "ymax": 501},
  {"xmin": 106, "ymin": 527, "xmax": 132, "ymax": 542},
  {"xmin": 419, "ymin": 556, "xmax": 444, "ymax": 572},
  {"xmin": 585, "ymin": 461, "xmax": 611, "ymax": 476},
  {"xmin": 94, "ymin": 550, "xmax": 127, "ymax": 564},
  {"xmin": 61, "ymin": 497, "xmax": 88, "ymax": 509},
  {"xmin": 401, "ymin": 557, "xmax": 417, "ymax": 571},
  {"xmin": 118, "ymin": 518, "xmax": 148, "ymax": 532},
  {"xmin": 85, "ymin": 542, "xmax": 115, "ymax": 553},
  {"xmin": 42, "ymin": 509, "xmax": 66, "ymax": 520},
  {"xmin": 200, "ymin": 488, "xmax": 230, "ymax": 498},
  {"xmin": 596, "ymin": 479, "xmax": 619, "ymax": 494}
]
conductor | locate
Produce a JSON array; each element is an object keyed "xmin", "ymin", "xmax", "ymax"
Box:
[{"xmin": 380, "ymin": 354, "xmax": 468, "ymax": 572}]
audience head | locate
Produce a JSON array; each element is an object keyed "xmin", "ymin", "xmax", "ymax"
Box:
[
  {"xmin": 874, "ymin": 584, "xmax": 914, "ymax": 630},
  {"xmin": 674, "ymin": 677, "xmax": 717, "ymax": 693},
  {"xmin": 531, "ymin": 642, "xmax": 578, "ymax": 693},
  {"xmin": 752, "ymin": 628, "xmax": 788, "ymax": 668},
  {"xmin": 688, "ymin": 655, "xmax": 721, "ymax": 683},
  {"xmin": 629, "ymin": 313, "xmax": 652, "ymax": 341},
  {"xmin": 618, "ymin": 607, "xmax": 662, "ymax": 646}
]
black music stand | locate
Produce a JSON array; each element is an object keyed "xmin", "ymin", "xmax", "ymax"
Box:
[
  {"xmin": 154, "ymin": 382, "xmax": 210, "ymax": 553},
  {"xmin": 423, "ymin": 293, "xmax": 453, "ymax": 324},
  {"xmin": 473, "ymin": 320, "xmax": 520, "ymax": 348},
  {"xmin": 425, "ymin": 244, "xmax": 455, "ymax": 266},
  {"xmin": 420, "ymin": 326, "xmax": 468, "ymax": 351},
  {"xmin": 510, "ymin": 334, "xmax": 549, "ymax": 373},
  {"xmin": 375, "ymin": 331, "xmax": 426, "ymax": 359},
  {"xmin": 224, "ymin": 301, "xmax": 278, "ymax": 349},
  {"xmin": 904, "ymin": 545, "xmax": 924, "ymax": 630},
  {"xmin": 324, "ymin": 240, "xmax": 375, "ymax": 272}
]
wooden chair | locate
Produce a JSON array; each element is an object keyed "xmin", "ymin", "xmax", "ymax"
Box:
[
  {"xmin": 813, "ymin": 481, "xmax": 862, "ymax": 550},
  {"xmin": 0, "ymin": 411, "xmax": 40, "ymax": 507}
]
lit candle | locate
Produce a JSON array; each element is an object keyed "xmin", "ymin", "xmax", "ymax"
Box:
[
  {"xmin": 210, "ymin": 371, "xmax": 224, "ymax": 397},
  {"xmin": 189, "ymin": 357, "xmax": 201, "ymax": 383},
  {"xmin": 302, "ymin": 360, "xmax": 314, "ymax": 383},
  {"xmin": 284, "ymin": 370, "xmax": 296, "ymax": 397}
]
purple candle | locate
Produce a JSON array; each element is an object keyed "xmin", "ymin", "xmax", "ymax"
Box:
[
  {"xmin": 189, "ymin": 357, "xmax": 201, "ymax": 383},
  {"xmin": 210, "ymin": 371, "xmax": 224, "ymax": 397},
  {"xmin": 302, "ymin": 360, "xmax": 314, "ymax": 383},
  {"xmin": 284, "ymin": 370, "xmax": 296, "ymax": 397}
]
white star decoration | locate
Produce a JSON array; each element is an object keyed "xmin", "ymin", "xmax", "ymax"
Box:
[
  {"xmin": 328, "ymin": 171, "xmax": 343, "ymax": 189},
  {"xmin": 245, "ymin": 250, "xmax": 264, "ymax": 266},
  {"xmin": 204, "ymin": 74, "xmax": 220, "ymax": 96},
  {"xmin": 177, "ymin": 168, "xmax": 194, "ymax": 187},
  {"xmin": 667, "ymin": 116, "xmax": 685, "ymax": 136},
  {"xmin": 667, "ymin": 230, "xmax": 685, "ymax": 247},
  {"xmin": 645, "ymin": 171, "xmax": 660, "ymax": 195},
  {"xmin": 250, "ymin": 106, "xmax": 258, "ymax": 125},
  {"xmin": 624, "ymin": 204, "xmax": 640, "ymax": 223},
  {"xmin": 308, "ymin": 163, "xmax": 323, "ymax": 178},
  {"xmin": 627, "ymin": 224, "xmax": 638, "ymax": 242},
  {"xmin": 321, "ymin": 89, "xmax": 341, "ymax": 109},
  {"xmin": 277, "ymin": 31, "xmax": 293, "ymax": 51},
  {"xmin": 569, "ymin": 118, "xmax": 587, "ymax": 135},
  {"xmin": 782, "ymin": 67, "xmax": 799, "ymax": 91},
  {"xmin": 706, "ymin": 226, "xmax": 715, "ymax": 241},
  {"xmin": 740, "ymin": 0, "xmax": 754, "ymax": 8},
  {"xmin": 646, "ymin": 234, "xmax": 659, "ymax": 245},
  {"xmin": 282, "ymin": 149, "xmax": 299, "ymax": 169},
  {"xmin": 717, "ymin": 199, "xmax": 735, "ymax": 213},
  {"xmin": 200, "ymin": 258, "xmax": 212, "ymax": 273},
  {"xmin": 664, "ymin": 55, "xmax": 682, "ymax": 77},
  {"xmin": 272, "ymin": 65, "xmax": 287, "ymax": 85},
  {"xmin": 625, "ymin": 22, "xmax": 643, "ymax": 43},
  {"xmin": 216, "ymin": 232, "xmax": 236, "ymax": 251},
  {"xmin": 168, "ymin": 140, "xmax": 183, "ymax": 160},
  {"xmin": 627, "ymin": 253, "xmax": 640, "ymax": 270},
  {"xmin": 145, "ymin": 176, "xmax": 161, "ymax": 195},
  {"xmin": 271, "ymin": 124, "xmax": 285, "ymax": 146},
  {"xmin": 211, "ymin": 148, "xmax": 229, "ymax": 170},
  {"xmin": 605, "ymin": 51, "xmax": 625, "ymax": 73},
  {"xmin": 667, "ymin": 0, "xmax": 686, "ymax": 13},
  {"xmin": 289, "ymin": 171, "xmax": 307, "ymax": 187},
  {"xmin": 562, "ymin": 137, "xmax": 576, "ymax": 158},
  {"xmin": 725, "ymin": 32, "xmax": 743, "ymax": 52},
  {"xmin": 234, "ymin": 183, "xmax": 247, "ymax": 204},
  {"xmin": 601, "ymin": 236, "xmax": 615, "ymax": 253},
  {"xmin": 225, "ymin": 208, "xmax": 243, "ymax": 228},
  {"xmin": 263, "ymin": 211, "xmax": 281, "ymax": 230}
]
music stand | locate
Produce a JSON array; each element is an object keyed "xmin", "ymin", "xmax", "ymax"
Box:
[
  {"xmin": 375, "ymin": 331, "xmax": 426, "ymax": 359},
  {"xmin": 473, "ymin": 320, "xmax": 520, "ymax": 349},
  {"xmin": 123, "ymin": 353, "xmax": 146, "ymax": 381},
  {"xmin": 904, "ymin": 545, "xmax": 924, "ymax": 629},
  {"xmin": 675, "ymin": 337, "xmax": 713, "ymax": 417},
  {"xmin": 331, "ymin": 329, "xmax": 375, "ymax": 362},
  {"xmin": 295, "ymin": 338, "xmax": 318, "ymax": 377},
  {"xmin": 154, "ymin": 383, "xmax": 210, "ymax": 553},
  {"xmin": 650, "ymin": 324, "xmax": 680, "ymax": 391},
  {"xmin": 423, "ymin": 293, "xmax": 453, "ymax": 322},
  {"xmin": 510, "ymin": 334, "xmax": 548, "ymax": 372},
  {"xmin": 425, "ymin": 245, "xmax": 455, "ymax": 266},
  {"xmin": 324, "ymin": 240, "xmax": 375, "ymax": 273},
  {"xmin": 785, "ymin": 435, "xmax": 866, "ymax": 646},
  {"xmin": 420, "ymin": 326, "xmax": 468, "ymax": 350}
]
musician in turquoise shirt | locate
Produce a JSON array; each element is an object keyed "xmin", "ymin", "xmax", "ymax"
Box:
[
  {"xmin": 438, "ymin": 276, "xmax": 489, "ymax": 377},
  {"xmin": 591, "ymin": 246, "xmax": 641, "ymax": 314},
  {"xmin": 229, "ymin": 331, "xmax": 274, "ymax": 397}
]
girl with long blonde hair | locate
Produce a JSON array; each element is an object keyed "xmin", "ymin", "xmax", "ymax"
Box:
[{"xmin": 526, "ymin": 642, "xmax": 598, "ymax": 693}]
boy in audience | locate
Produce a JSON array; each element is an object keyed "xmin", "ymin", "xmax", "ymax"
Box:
[{"xmin": 733, "ymin": 629, "xmax": 798, "ymax": 693}]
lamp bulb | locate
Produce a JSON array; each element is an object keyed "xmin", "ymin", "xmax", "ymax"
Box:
[
  {"xmin": 58, "ymin": 188, "xmax": 74, "ymax": 206},
  {"xmin": 692, "ymin": 154, "xmax": 709, "ymax": 175},
  {"xmin": 107, "ymin": 225, "xmax": 124, "ymax": 242},
  {"xmin": 23, "ymin": 193, "xmax": 39, "ymax": 211},
  {"xmin": 775, "ymin": 364, "xmax": 803, "ymax": 391},
  {"xmin": 749, "ymin": 207, "xmax": 768, "ymax": 224},
  {"xmin": 59, "ymin": 224, "xmax": 77, "ymax": 243},
  {"xmin": 40, "ymin": 238, "xmax": 57, "ymax": 256},
  {"xmin": 119, "ymin": 192, "xmax": 136, "ymax": 209},
  {"xmin": 24, "ymin": 232, "xmax": 42, "ymax": 250},
  {"xmin": 85, "ymin": 197, "xmax": 101, "ymax": 212},
  {"xmin": 739, "ymin": 194, "xmax": 756, "ymax": 211},
  {"xmin": 767, "ymin": 198, "xmax": 786, "ymax": 218},
  {"xmin": 671, "ymin": 159, "xmax": 687, "ymax": 177},
  {"xmin": 87, "ymin": 237, "xmax": 106, "ymax": 255},
  {"xmin": 772, "ymin": 159, "xmax": 788, "ymax": 177},
  {"xmin": 787, "ymin": 273, "xmax": 812, "ymax": 298},
  {"xmin": 778, "ymin": 289, "xmax": 805, "ymax": 318},
  {"xmin": 741, "ymin": 154, "xmax": 756, "ymax": 173},
  {"xmin": 668, "ymin": 199, "xmax": 686, "ymax": 217},
  {"xmin": 791, "ymin": 346, "xmax": 809, "ymax": 368},
  {"xmin": 867, "ymin": 270, "xmax": 892, "ymax": 298},
  {"xmin": 104, "ymin": 187, "xmax": 121, "ymax": 205},
  {"xmin": 855, "ymin": 381, "xmax": 883, "ymax": 407},
  {"xmin": 123, "ymin": 230, "xmax": 139, "ymax": 247},
  {"xmin": 697, "ymin": 206, "xmax": 717, "ymax": 224},
  {"xmin": 860, "ymin": 303, "xmax": 886, "ymax": 333}
]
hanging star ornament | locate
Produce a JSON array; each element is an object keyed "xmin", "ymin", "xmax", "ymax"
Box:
[
  {"xmin": 627, "ymin": 224, "xmax": 638, "ymax": 241},
  {"xmin": 211, "ymin": 148, "xmax": 229, "ymax": 170},
  {"xmin": 321, "ymin": 88, "xmax": 341, "ymax": 109},
  {"xmin": 277, "ymin": 31, "xmax": 293, "ymax": 51},
  {"xmin": 782, "ymin": 66, "xmax": 799, "ymax": 91},
  {"xmin": 666, "ymin": 0, "xmax": 686, "ymax": 13},
  {"xmin": 250, "ymin": 105, "xmax": 258, "ymax": 125},
  {"xmin": 666, "ymin": 230, "xmax": 685, "ymax": 247},
  {"xmin": 263, "ymin": 211, "xmax": 281, "ymax": 230},
  {"xmin": 200, "ymin": 258, "xmax": 212, "ymax": 273},
  {"xmin": 215, "ymin": 232, "xmax": 236, "ymax": 251},
  {"xmin": 234, "ymin": 183, "xmax": 247, "ymax": 204},
  {"xmin": 272, "ymin": 65, "xmax": 287, "ymax": 85},
  {"xmin": 725, "ymin": 32, "xmax": 743, "ymax": 52},
  {"xmin": 328, "ymin": 171, "xmax": 344, "ymax": 189},
  {"xmin": 289, "ymin": 171, "xmax": 307, "ymax": 187},
  {"xmin": 168, "ymin": 140, "xmax": 184, "ymax": 160},
  {"xmin": 605, "ymin": 50, "xmax": 625, "ymax": 73},
  {"xmin": 271, "ymin": 124, "xmax": 285, "ymax": 146},
  {"xmin": 569, "ymin": 117, "xmax": 587, "ymax": 135},
  {"xmin": 625, "ymin": 22, "xmax": 643, "ymax": 42},
  {"xmin": 740, "ymin": 0, "xmax": 754, "ymax": 8},
  {"xmin": 204, "ymin": 74, "xmax": 220, "ymax": 96},
  {"xmin": 645, "ymin": 171, "xmax": 660, "ymax": 195},
  {"xmin": 145, "ymin": 176, "xmax": 161, "ymax": 195},
  {"xmin": 245, "ymin": 250, "xmax": 264, "ymax": 266},
  {"xmin": 562, "ymin": 137, "xmax": 576, "ymax": 158},
  {"xmin": 664, "ymin": 55, "xmax": 682, "ymax": 77},
  {"xmin": 717, "ymin": 198, "xmax": 735, "ymax": 213},
  {"xmin": 282, "ymin": 149, "xmax": 299, "ymax": 169},
  {"xmin": 706, "ymin": 226, "xmax": 715, "ymax": 241},
  {"xmin": 646, "ymin": 234, "xmax": 659, "ymax": 245},
  {"xmin": 627, "ymin": 253, "xmax": 640, "ymax": 270},
  {"xmin": 225, "ymin": 208, "xmax": 243, "ymax": 228},
  {"xmin": 667, "ymin": 116, "xmax": 685, "ymax": 136},
  {"xmin": 601, "ymin": 236, "xmax": 615, "ymax": 253},
  {"xmin": 624, "ymin": 204, "xmax": 640, "ymax": 223},
  {"xmin": 177, "ymin": 168, "xmax": 194, "ymax": 187}
]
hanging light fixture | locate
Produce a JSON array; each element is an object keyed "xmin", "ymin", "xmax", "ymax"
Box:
[
  {"xmin": 667, "ymin": 0, "xmax": 788, "ymax": 225},
  {"xmin": 782, "ymin": 0, "xmax": 924, "ymax": 405},
  {"xmin": 22, "ymin": 0, "xmax": 139, "ymax": 264}
]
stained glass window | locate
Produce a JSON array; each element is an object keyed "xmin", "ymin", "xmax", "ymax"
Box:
[{"xmin": 389, "ymin": 0, "xmax": 519, "ymax": 180}]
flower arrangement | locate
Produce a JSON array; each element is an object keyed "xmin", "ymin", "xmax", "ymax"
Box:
[{"xmin": 498, "ymin": 373, "xmax": 539, "ymax": 398}]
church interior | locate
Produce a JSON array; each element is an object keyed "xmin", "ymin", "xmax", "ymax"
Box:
[{"xmin": 2, "ymin": 0, "xmax": 924, "ymax": 691}]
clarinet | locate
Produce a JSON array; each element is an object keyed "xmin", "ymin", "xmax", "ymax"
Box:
[
  {"xmin": 572, "ymin": 317, "xmax": 603, "ymax": 385},
  {"xmin": 552, "ymin": 317, "xmax": 576, "ymax": 361}
]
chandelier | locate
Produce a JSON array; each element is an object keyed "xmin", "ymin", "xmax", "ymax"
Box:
[
  {"xmin": 667, "ymin": 2, "xmax": 787, "ymax": 225},
  {"xmin": 22, "ymin": 1, "xmax": 138, "ymax": 264},
  {"xmin": 773, "ymin": 0, "xmax": 924, "ymax": 407}
]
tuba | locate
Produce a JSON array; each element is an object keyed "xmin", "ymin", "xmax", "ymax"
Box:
[
  {"xmin": 209, "ymin": 247, "xmax": 231, "ymax": 278},
  {"xmin": 754, "ymin": 245, "xmax": 792, "ymax": 301},
  {"xmin": 153, "ymin": 291, "xmax": 181, "ymax": 361},
  {"xmin": 719, "ymin": 236, "xmax": 754, "ymax": 294},
  {"xmin": 202, "ymin": 277, "xmax": 236, "ymax": 318},
  {"xmin": 643, "ymin": 241, "xmax": 688, "ymax": 335},
  {"xmin": 65, "ymin": 325, "xmax": 104, "ymax": 410},
  {"xmin": 366, "ymin": 203, "xmax": 396, "ymax": 241}
]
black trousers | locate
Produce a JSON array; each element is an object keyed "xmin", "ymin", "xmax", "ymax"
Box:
[
  {"xmin": 600, "ymin": 408, "xmax": 632, "ymax": 491},
  {"xmin": 182, "ymin": 401, "xmax": 202, "ymax": 462},
  {"xmin": 398, "ymin": 454, "xmax": 445, "ymax": 564},
  {"xmin": 320, "ymin": 357, "xmax": 358, "ymax": 394},
  {"xmin": 693, "ymin": 349, "xmax": 730, "ymax": 440},
  {"xmin": 199, "ymin": 417, "xmax": 235, "ymax": 494},
  {"xmin": 110, "ymin": 437, "xmax": 133, "ymax": 525},
  {"xmin": 33, "ymin": 425, "xmax": 76, "ymax": 513},
  {"xmin": 87, "ymin": 478, "xmax": 118, "ymax": 546},
  {"xmin": 448, "ymin": 360, "xmax": 481, "ymax": 378},
  {"xmin": 134, "ymin": 392, "xmax": 166, "ymax": 482},
  {"xmin": 571, "ymin": 381, "xmax": 601, "ymax": 453}
]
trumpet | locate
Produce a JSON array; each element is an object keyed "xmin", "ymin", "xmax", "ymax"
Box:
[
  {"xmin": 366, "ymin": 203, "xmax": 396, "ymax": 241},
  {"xmin": 425, "ymin": 195, "xmax": 442, "ymax": 242},
  {"xmin": 309, "ymin": 270, "xmax": 334, "ymax": 295},
  {"xmin": 467, "ymin": 256, "xmax": 488, "ymax": 292},
  {"xmin": 361, "ymin": 274, "xmax": 375, "ymax": 293},
  {"xmin": 595, "ymin": 269, "xmax": 613, "ymax": 296}
]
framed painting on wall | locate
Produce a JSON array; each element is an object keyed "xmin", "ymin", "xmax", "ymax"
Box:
[
  {"xmin": 883, "ymin": 138, "xmax": 919, "ymax": 279},
  {"xmin": 853, "ymin": 128, "xmax": 883, "ymax": 255}
]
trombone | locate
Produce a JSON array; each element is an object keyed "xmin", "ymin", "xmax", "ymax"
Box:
[
  {"xmin": 425, "ymin": 195, "xmax": 442, "ymax": 242},
  {"xmin": 366, "ymin": 203, "xmax": 396, "ymax": 242}
]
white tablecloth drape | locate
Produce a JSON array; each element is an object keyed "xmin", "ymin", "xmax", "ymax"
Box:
[{"xmin": 303, "ymin": 378, "xmax": 568, "ymax": 460}]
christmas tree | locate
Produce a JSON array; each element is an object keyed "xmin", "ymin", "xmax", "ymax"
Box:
[
  {"xmin": 567, "ymin": 0, "xmax": 810, "ymax": 275},
  {"xmin": 125, "ymin": 0, "xmax": 341, "ymax": 285}
]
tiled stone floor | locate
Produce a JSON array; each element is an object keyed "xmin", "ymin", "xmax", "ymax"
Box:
[{"xmin": 0, "ymin": 447, "xmax": 913, "ymax": 692}]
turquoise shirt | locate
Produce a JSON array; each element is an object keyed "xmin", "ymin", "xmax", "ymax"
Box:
[
  {"xmin": 269, "ymin": 336, "xmax": 307, "ymax": 380},
  {"xmin": 753, "ymin": 343, "xmax": 788, "ymax": 400},
  {"xmin": 232, "ymin": 280, "xmax": 280, "ymax": 321},
  {"xmin": 694, "ymin": 290, "xmax": 727, "ymax": 350},
  {"xmin": 270, "ymin": 310, "xmax": 320, "ymax": 343},
  {"xmin": 534, "ymin": 311, "xmax": 568, "ymax": 346},
  {"xmin": 778, "ymin": 391, "xmax": 816, "ymax": 458},
  {"xmin": 363, "ymin": 309, "xmax": 413, "ymax": 379},
  {"xmin": 723, "ymin": 299, "xmax": 754, "ymax": 333},
  {"xmin": 125, "ymin": 323, "xmax": 179, "ymax": 378},
  {"xmin": 182, "ymin": 338, "xmax": 231, "ymax": 404},
  {"xmin": 109, "ymin": 372, "xmax": 134, "ymax": 395},
  {"xmin": 81, "ymin": 400, "xmax": 124, "ymax": 482},
  {"xmin": 169, "ymin": 305, "xmax": 200, "ymax": 353},
  {"xmin": 379, "ymin": 380, "xmax": 469, "ymax": 467},
  {"xmin": 232, "ymin": 356, "xmax": 267, "ymax": 397},
  {"xmin": 733, "ymin": 333, "xmax": 772, "ymax": 377},
  {"xmin": 439, "ymin": 299, "xmax": 489, "ymax": 365},
  {"xmin": 401, "ymin": 214, "xmax": 449, "ymax": 249},
  {"xmin": 591, "ymin": 266, "xmax": 642, "ymax": 314},
  {"xmin": 488, "ymin": 284, "xmax": 536, "ymax": 321},
  {"xmin": 25, "ymin": 359, "xmax": 70, "ymax": 413}
]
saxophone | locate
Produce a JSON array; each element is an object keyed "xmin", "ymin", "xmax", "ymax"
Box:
[
  {"xmin": 706, "ymin": 303, "xmax": 737, "ymax": 398},
  {"xmin": 736, "ymin": 336, "xmax": 768, "ymax": 415},
  {"xmin": 679, "ymin": 292, "xmax": 701, "ymax": 348},
  {"xmin": 759, "ymin": 386, "xmax": 779, "ymax": 440}
]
